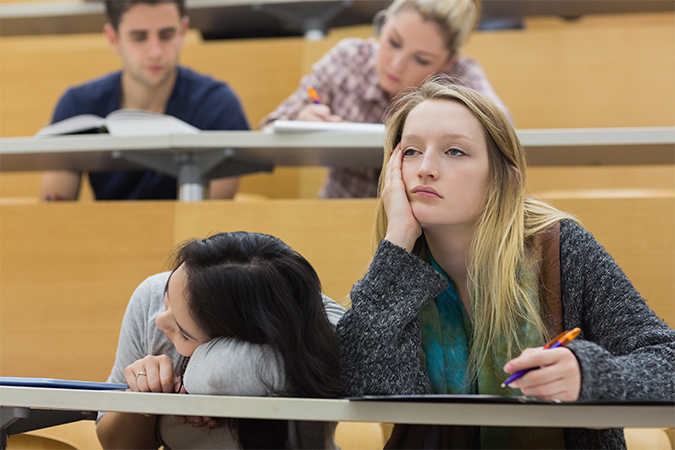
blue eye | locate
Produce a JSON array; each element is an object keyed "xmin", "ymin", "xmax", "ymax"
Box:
[
  {"xmin": 403, "ymin": 148, "xmax": 419, "ymax": 156},
  {"xmin": 447, "ymin": 148, "xmax": 466, "ymax": 156}
]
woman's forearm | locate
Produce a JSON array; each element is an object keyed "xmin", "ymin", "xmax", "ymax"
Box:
[{"xmin": 96, "ymin": 411, "xmax": 159, "ymax": 449}]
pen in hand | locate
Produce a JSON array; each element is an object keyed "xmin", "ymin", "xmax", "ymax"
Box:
[
  {"xmin": 306, "ymin": 86, "xmax": 322, "ymax": 105},
  {"xmin": 501, "ymin": 327, "xmax": 581, "ymax": 388}
]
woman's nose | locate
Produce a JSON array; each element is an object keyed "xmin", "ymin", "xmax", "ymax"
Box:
[
  {"xmin": 417, "ymin": 151, "xmax": 439, "ymax": 179},
  {"xmin": 155, "ymin": 310, "xmax": 169, "ymax": 332},
  {"xmin": 391, "ymin": 52, "xmax": 406, "ymax": 72}
]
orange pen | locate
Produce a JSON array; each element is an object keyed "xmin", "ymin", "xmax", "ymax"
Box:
[
  {"xmin": 306, "ymin": 85, "xmax": 322, "ymax": 105},
  {"xmin": 501, "ymin": 327, "xmax": 581, "ymax": 387}
]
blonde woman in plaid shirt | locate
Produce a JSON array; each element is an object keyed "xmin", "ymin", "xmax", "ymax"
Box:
[{"xmin": 261, "ymin": 0, "xmax": 511, "ymax": 199}]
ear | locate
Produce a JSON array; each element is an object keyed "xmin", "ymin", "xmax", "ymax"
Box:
[
  {"xmin": 103, "ymin": 23, "xmax": 120, "ymax": 55},
  {"xmin": 179, "ymin": 16, "xmax": 190, "ymax": 38},
  {"xmin": 175, "ymin": 16, "xmax": 190, "ymax": 50}
]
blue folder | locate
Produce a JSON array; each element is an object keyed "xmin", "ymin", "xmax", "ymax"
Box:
[{"xmin": 0, "ymin": 377, "xmax": 128, "ymax": 390}]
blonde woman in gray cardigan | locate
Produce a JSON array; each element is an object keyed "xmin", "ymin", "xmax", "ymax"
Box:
[{"xmin": 337, "ymin": 76, "xmax": 675, "ymax": 449}]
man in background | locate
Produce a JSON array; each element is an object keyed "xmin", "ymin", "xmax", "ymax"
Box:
[{"xmin": 39, "ymin": 0, "xmax": 249, "ymax": 200}]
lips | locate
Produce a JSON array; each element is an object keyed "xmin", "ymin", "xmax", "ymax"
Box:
[
  {"xmin": 411, "ymin": 185, "xmax": 442, "ymax": 199},
  {"xmin": 386, "ymin": 72, "xmax": 401, "ymax": 84},
  {"xmin": 146, "ymin": 64, "xmax": 164, "ymax": 73}
]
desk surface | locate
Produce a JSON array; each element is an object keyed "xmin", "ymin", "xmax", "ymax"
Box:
[
  {"xmin": 0, "ymin": 127, "xmax": 673, "ymax": 173},
  {"xmin": 1, "ymin": 386, "xmax": 673, "ymax": 429}
]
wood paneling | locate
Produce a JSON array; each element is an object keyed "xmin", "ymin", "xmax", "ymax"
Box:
[
  {"xmin": 173, "ymin": 199, "xmax": 376, "ymax": 303},
  {"xmin": 0, "ymin": 202, "xmax": 175, "ymax": 380},
  {"xmin": 539, "ymin": 192, "xmax": 675, "ymax": 327}
]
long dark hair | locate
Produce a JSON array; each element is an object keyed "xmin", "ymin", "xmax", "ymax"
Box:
[{"xmin": 171, "ymin": 231, "xmax": 342, "ymax": 448}]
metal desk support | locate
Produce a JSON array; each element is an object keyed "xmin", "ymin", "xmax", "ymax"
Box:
[
  {"xmin": 113, "ymin": 148, "xmax": 274, "ymax": 202},
  {"xmin": 1, "ymin": 406, "xmax": 97, "ymax": 450},
  {"xmin": 253, "ymin": 1, "xmax": 353, "ymax": 40}
]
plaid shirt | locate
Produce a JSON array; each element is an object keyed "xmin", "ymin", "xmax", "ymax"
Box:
[{"xmin": 260, "ymin": 38, "xmax": 511, "ymax": 198}]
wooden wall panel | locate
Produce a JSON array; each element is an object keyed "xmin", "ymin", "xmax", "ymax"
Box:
[
  {"xmin": 173, "ymin": 199, "xmax": 377, "ymax": 304},
  {"xmin": 464, "ymin": 13, "xmax": 675, "ymax": 128},
  {"xmin": 540, "ymin": 193, "xmax": 675, "ymax": 327},
  {"xmin": 0, "ymin": 202, "xmax": 175, "ymax": 380}
]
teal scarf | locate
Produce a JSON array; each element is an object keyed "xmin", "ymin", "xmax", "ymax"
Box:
[{"xmin": 420, "ymin": 253, "xmax": 566, "ymax": 449}]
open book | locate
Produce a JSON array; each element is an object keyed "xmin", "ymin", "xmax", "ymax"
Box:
[
  {"xmin": 36, "ymin": 109, "xmax": 199, "ymax": 137},
  {"xmin": 264, "ymin": 119, "xmax": 385, "ymax": 134}
]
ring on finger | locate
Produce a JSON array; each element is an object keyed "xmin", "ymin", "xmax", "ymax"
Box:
[{"xmin": 135, "ymin": 371, "xmax": 147, "ymax": 379}]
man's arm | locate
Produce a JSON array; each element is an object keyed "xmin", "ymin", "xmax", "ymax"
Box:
[
  {"xmin": 209, "ymin": 177, "xmax": 239, "ymax": 200},
  {"xmin": 39, "ymin": 170, "xmax": 82, "ymax": 201},
  {"xmin": 38, "ymin": 86, "xmax": 93, "ymax": 201}
]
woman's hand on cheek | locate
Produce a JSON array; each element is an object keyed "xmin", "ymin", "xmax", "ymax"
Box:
[
  {"xmin": 124, "ymin": 355, "xmax": 176, "ymax": 393},
  {"xmin": 383, "ymin": 145, "xmax": 421, "ymax": 252},
  {"xmin": 503, "ymin": 347, "xmax": 581, "ymax": 402}
]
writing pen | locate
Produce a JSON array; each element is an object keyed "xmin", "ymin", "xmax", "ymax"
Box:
[
  {"xmin": 501, "ymin": 327, "xmax": 581, "ymax": 388},
  {"xmin": 306, "ymin": 86, "xmax": 322, "ymax": 105}
]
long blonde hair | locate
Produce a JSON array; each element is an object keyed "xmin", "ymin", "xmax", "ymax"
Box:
[
  {"xmin": 384, "ymin": 0, "xmax": 480, "ymax": 57},
  {"xmin": 374, "ymin": 75, "xmax": 576, "ymax": 373}
]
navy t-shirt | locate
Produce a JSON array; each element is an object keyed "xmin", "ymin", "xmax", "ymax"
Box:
[{"xmin": 51, "ymin": 66, "xmax": 250, "ymax": 200}]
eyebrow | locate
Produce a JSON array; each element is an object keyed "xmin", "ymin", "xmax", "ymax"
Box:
[
  {"xmin": 390, "ymin": 27, "xmax": 443, "ymax": 60},
  {"xmin": 403, "ymin": 132, "xmax": 475, "ymax": 143},
  {"xmin": 164, "ymin": 271, "xmax": 199, "ymax": 341},
  {"xmin": 128, "ymin": 26, "xmax": 177, "ymax": 36}
]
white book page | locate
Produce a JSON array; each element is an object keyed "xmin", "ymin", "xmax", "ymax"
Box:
[
  {"xmin": 35, "ymin": 114, "xmax": 106, "ymax": 136},
  {"xmin": 265, "ymin": 119, "xmax": 385, "ymax": 134},
  {"xmin": 105, "ymin": 109, "xmax": 199, "ymax": 136}
]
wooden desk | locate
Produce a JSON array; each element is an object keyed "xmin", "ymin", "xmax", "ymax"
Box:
[
  {"xmin": 1, "ymin": 386, "xmax": 673, "ymax": 449},
  {"xmin": 1, "ymin": 127, "xmax": 673, "ymax": 201}
]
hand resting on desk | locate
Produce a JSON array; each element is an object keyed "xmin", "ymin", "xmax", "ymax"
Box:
[{"xmin": 504, "ymin": 347, "xmax": 581, "ymax": 402}]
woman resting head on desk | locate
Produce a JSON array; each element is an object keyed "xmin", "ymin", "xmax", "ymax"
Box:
[
  {"xmin": 261, "ymin": 0, "xmax": 512, "ymax": 199},
  {"xmin": 96, "ymin": 231, "xmax": 344, "ymax": 449},
  {"xmin": 337, "ymin": 75, "xmax": 675, "ymax": 449}
]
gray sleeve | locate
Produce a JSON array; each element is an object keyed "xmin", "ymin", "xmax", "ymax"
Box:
[
  {"xmin": 322, "ymin": 293, "xmax": 346, "ymax": 326},
  {"xmin": 560, "ymin": 220, "xmax": 675, "ymax": 401},
  {"xmin": 337, "ymin": 239, "xmax": 448, "ymax": 397},
  {"xmin": 105, "ymin": 272, "xmax": 172, "ymax": 384},
  {"xmin": 183, "ymin": 339, "xmax": 286, "ymax": 396},
  {"xmin": 183, "ymin": 293, "xmax": 344, "ymax": 396},
  {"xmin": 97, "ymin": 272, "xmax": 172, "ymax": 424}
]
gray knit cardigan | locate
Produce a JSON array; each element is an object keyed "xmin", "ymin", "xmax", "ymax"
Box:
[{"xmin": 337, "ymin": 220, "xmax": 675, "ymax": 449}]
